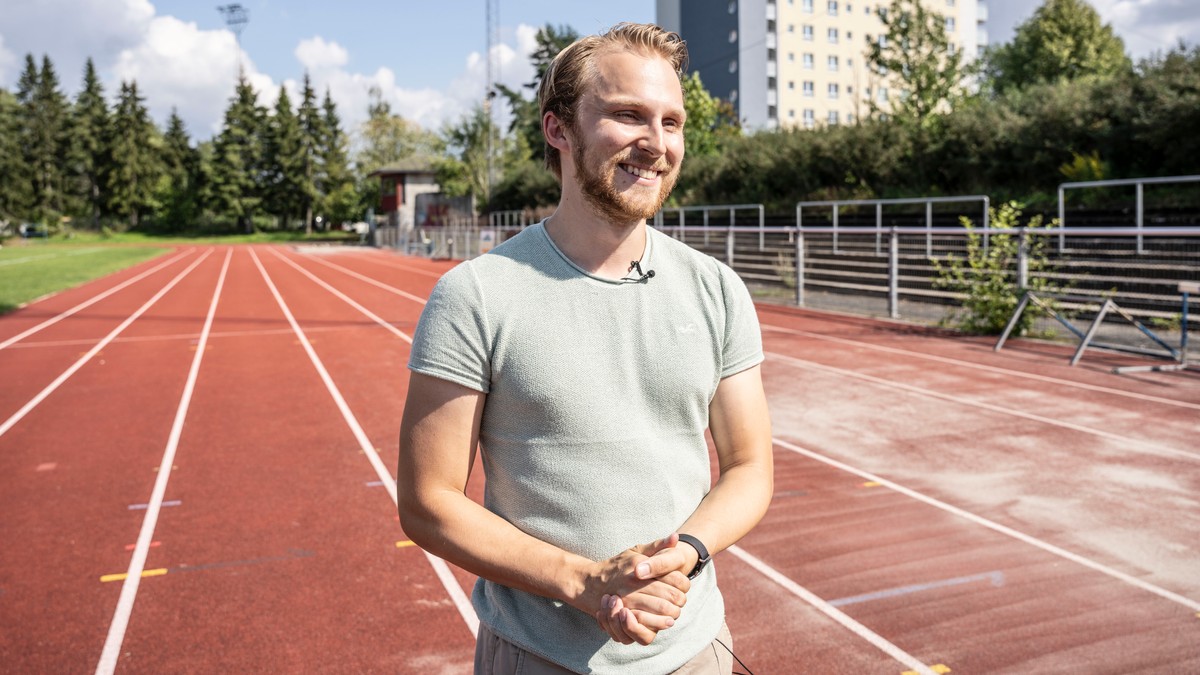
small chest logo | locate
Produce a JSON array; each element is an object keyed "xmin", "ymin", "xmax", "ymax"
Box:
[{"xmin": 676, "ymin": 323, "xmax": 697, "ymax": 335}]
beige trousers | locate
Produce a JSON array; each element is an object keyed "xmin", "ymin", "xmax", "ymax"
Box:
[{"xmin": 474, "ymin": 622, "xmax": 734, "ymax": 674}]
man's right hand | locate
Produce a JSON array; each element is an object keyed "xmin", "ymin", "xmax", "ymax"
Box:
[{"xmin": 583, "ymin": 534, "xmax": 692, "ymax": 645}]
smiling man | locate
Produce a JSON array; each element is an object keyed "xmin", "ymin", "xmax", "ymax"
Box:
[{"xmin": 398, "ymin": 23, "xmax": 773, "ymax": 675}]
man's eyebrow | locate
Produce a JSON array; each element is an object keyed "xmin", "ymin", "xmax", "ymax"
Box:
[{"xmin": 599, "ymin": 97, "xmax": 686, "ymax": 117}]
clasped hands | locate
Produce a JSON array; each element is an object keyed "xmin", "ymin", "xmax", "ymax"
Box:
[{"xmin": 585, "ymin": 533, "xmax": 697, "ymax": 646}]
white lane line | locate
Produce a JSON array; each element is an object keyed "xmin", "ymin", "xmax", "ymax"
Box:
[
  {"xmin": 772, "ymin": 436, "xmax": 1200, "ymax": 613},
  {"xmin": 828, "ymin": 571, "xmax": 1006, "ymax": 608},
  {"xmin": 320, "ymin": 249, "xmax": 447, "ymax": 279},
  {"xmin": 761, "ymin": 322, "xmax": 1200, "ymax": 412},
  {"xmin": 728, "ymin": 545, "xmax": 939, "ymax": 675},
  {"xmin": 268, "ymin": 248, "xmax": 413, "ymax": 343},
  {"xmin": 766, "ymin": 351, "xmax": 1199, "ymax": 463},
  {"xmin": 95, "ymin": 249, "xmax": 230, "ymax": 675},
  {"xmin": 0, "ymin": 250, "xmax": 212, "ymax": 440},
  {"xmin": 249, "ymin": 248, "xmax": 478, "ymax": 637},
  {"xmin": 297, "ymin": 252, "xmax": 428, "ymax": 305},
  {"xmin": 0, "ymin": 249, "xmax": 192, "ymax": 351},
  {"xmin": 0, "ymin": 248, "xmax": 104, "ymax": 266}
]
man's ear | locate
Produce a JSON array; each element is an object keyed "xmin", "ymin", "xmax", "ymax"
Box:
[{"xmin": 543, "ymin": 111, "xmax": 572, "ymax": 154}]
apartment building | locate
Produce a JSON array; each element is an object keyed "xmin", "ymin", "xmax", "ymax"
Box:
[{"xmin": 657, "ymin": 0, "xmax": 988, "ymax": 130}]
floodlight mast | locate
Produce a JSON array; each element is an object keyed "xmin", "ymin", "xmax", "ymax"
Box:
[
  {"xmin": 485, "ymin": 0, "xmax": 499, "ymax": 205},
  {"xmin": 217, "ymin": 4, "xmax": 250, "ymax": 75}
]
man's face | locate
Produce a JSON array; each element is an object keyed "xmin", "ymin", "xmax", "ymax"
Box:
[{"xmin": 567, "ymin": 49, "xmax": 686, "ymax": 224}]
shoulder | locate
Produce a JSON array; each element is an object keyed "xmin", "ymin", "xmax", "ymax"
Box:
[{"xmin": 650, "ymin": 228, "xmax": 747, "ymax": 292}]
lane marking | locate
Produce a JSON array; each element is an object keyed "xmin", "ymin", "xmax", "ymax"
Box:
[
  {"xmin": 124, "ymin": 542, "xmax": 160, "ymax": 551},
  {"xmin": 365, "ymin": 480, "xmax": 385, "ymax": 487},
  {"xmin": 829, "ymin": 571, "xmax": 1005, "ymax": 607},
  {"xmin": 36, "ymin": 462, "xmax": 56, "ymax": 471},
  {"xmin": 96, "ymin": 249, "xmax": 230, "ymax": 675},
  {"xmin": 128, "ymin": 500, "xmax": 180, "ymax": 510},
  {"xmin": 250, "ymin": 247, "xmax": 478, "ymax": 637},
  {"xmin": 761, "ymin": 322, "xmax": 1200, "ymax": 412},
  {"xmin": 0, "ymin": 250, "xmax": 212, "ymax": 441},
  {"xmin": 861, "ymin": 481, "xmax": 881, "ymax": 488},
  {"xmin": 269, "ymin": 248, "xmax": 414, "ymax": 342},
  {"xmin": 0, "ymin": 249, "xmax": 193, "ymax": 351},
  {"xmin": 905, "ymin": 666, "xmax": 952, "ymax": 675},
  {"xmin": 729, "ymin": 545, "xmax": 939, "ymax": 675},
  {"xmin": 100, "ymin": 569, "xmax": 167, "ymax": 583},
  {"xmin": 396, "ymin": 540, "xmax": 417, "ymax": 549},
  {"xmin": 298, "ymin": 251, "xmax": 429, "ymax": 305},
  {"xmin": 767, "ymin": 352, "xmax": 1198, "ymax": 463},
  {"xmin": 772, "ymin": 436, "xmax": 1200, "ymax": 613},
  {"xmin": 317, "ymin": 249, "xmax": 445, "ymax": 281}
]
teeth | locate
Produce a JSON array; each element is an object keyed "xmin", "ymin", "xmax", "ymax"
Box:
[{"xmin": 622, "ymin": 164, "xmax": 659, "ymax": 179}]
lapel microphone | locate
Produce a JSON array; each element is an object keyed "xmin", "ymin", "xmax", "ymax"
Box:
[{"xmin": 628, "ymin": 260, "xmax": 655, "ymax": 283}]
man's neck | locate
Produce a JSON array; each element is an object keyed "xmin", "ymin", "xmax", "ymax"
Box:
[{"xmin": 544, "ymin": 195, "xmax": 648, "ymax": 280}]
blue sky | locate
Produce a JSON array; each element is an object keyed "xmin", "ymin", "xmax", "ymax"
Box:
[{"xmin": 1, "ymin": 0, "xmax": 1196, "ymax": 144}]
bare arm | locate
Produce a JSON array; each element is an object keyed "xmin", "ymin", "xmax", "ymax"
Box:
[
  {"xmin": 397, "ymin": 372, "xmax": 690, "ymax": 644},
  {"xmin": 677, "ymin": 364, "xmax": 775, "ymax": 571}
]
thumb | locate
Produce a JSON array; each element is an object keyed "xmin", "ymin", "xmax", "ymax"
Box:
[{"xmin": 633, "ymin": 534, "xmax": 681, "ymax": 579}]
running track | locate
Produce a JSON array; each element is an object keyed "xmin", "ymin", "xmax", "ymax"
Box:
[{"xmin": 1, "ymin": 245, "xmax": 1196, "ymax": 674}]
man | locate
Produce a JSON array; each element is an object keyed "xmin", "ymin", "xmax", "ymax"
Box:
[{"xmin": 398, "ymin": 23, "xmax": 773, "ymax": 674}]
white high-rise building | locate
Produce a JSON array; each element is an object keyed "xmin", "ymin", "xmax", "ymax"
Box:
[{"xmin": 657, "ymin": 0, "xmax": 989, "ymax": 130}]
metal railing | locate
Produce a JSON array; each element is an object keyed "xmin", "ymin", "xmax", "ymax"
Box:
[
  {"xmin": 796, "ymin": 195, "xmax": 990, "ymax": 256},
  {"xmin": 1058, "ymin": 175, "xmax": 1200, "ymax": 254},
  {"xmin": 653, "ymin": 204, "xmax": 767, "ymax": 255}
]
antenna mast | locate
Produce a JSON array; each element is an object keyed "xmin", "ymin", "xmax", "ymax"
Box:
[
  {"xmin": 485, "ymin": 0, "xmax": 499, "ymax": 204},
  {"xmin": 217, "ymin": 4, "xmax": 250, "ymax": 75}
]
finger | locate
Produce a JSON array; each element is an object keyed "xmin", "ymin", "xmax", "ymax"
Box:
[
  {"xmin": 624, "ymin": 583, "xmax": 686, "ymax": 617},
  {"xmin": 601, "ymin": 595, "xmax": 635, "ymax": 645},
  {"xmin": 631, "ymin": 533, "xmax": 680, "ymax": 559},
  {"xmin": 619, "ymin": 607, "xmax": 659, "ymax": 646},
  {"xmin": 629, "ymin": 608, "xmax": 677, "ymax": 632},
  {"xmin": 635, "ymin": 545, "xmax": 688, "ymax": 580}
]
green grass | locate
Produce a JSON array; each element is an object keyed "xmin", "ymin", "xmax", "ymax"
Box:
[
  {"xmin": 0, "ymin": 241, "xmax": 170, "ymax": 314},
  {"xmin": 0, "ymin": 228, "xmax": 363, "ymax": 315}
]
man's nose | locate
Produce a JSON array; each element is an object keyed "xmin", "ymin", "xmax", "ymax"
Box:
[{"xmin": 637, "ymin": 120, "xmax": 667, "ymax": 156}]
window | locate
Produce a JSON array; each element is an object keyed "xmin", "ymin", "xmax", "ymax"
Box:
[
  {"xmin": 847, "ymin": 85, "xmax": 853, "ymax": 94},
  {"xmin": 828, "ymin": 83, "xmax": 839, "ymax": 98},
  {"xmin": 803, "ymin": 0, "xmax": 814, "ymax": 12},
  {"xmin": 877, "ymin": 86, "xmax": 888, "ymax": 102},
  {"xmin": 803, "ymin": 81, "xmax": 814, "ymax": 97},
  {"xmin": 788, "ymin": 24, "xmax": 795, "ymax": 33},
  {"xmin": 828, "ymin": 110, "xmax": 839, "ymax": 125},
  {"xmin": 803, "ymin": 25, "xmax": 814, "ymax": 40},
  {"xmin": 847, "ymin": 3, "xmax": 853, "ymax": 12},
  {"xmin": 828, "ymin": 1, "xmax": 838, "ymax": 15},
  {"xmin": 803, "ymin": 109, "xmax": 815, "ymax": 127},
  {"xmin": 847, "ymin": 112, "xmax": 856, "ymax": 123},
  {"xmin": 729, "ymin": 59, "xmax": 738, "ymax": 73},
  {"xmin": 788, "ymin": 109, "xmax": 796, "ymax": 118},
  {"xmin": 729, "ymin": 1, "xmax": 737, "ymax": 13},
  {"xmin": 730, "ymin": 89, "xmax": 738, "ymax": 102},
  {"xmin": 788, "ymin": 80, "xmax": 795, "ymax": 90},
  {"xmin": 946, "ymin": 0, "xmax": 955, "ymax": 6},
  {"xmin": 803, "ymin": 53, "xmax": 814, "ymax": 69},
  {"xmin": 828, "ymin": 55, "xmax": 839, "ymax": 71},
  {"xmin": 729, "ymin": 30, "xmax": 738, "ymax": 43},
  {"xmin": 847, "ymin": 31, "xmax": 852, "ymax": 40},
  {"xmin": 788, "ymin": 51, "xmax": 796, "ymax": 62},
  {"xmin": 828, "ymin": 28, "xmax": 839, "ymax": 43},
  {"xmin": 946, "ymin": 18, "xmax": 956, "ymax": 32},
  {"xmin": 847, "ymin": 57, "xmax": 854, "ymax": 67}
]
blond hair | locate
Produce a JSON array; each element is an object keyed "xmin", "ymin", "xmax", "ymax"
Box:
[{"xmin": 537, "ymin": 23, "xmax": 688, "ymax": 179}]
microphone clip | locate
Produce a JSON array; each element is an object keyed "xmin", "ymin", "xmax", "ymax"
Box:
[{"xmin": 628, "ymin": 260, "xmax": 655, "ymax": 283}]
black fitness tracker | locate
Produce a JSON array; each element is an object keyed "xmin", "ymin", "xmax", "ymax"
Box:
[{"xmin": 677, "ymin": 534, "xmax": 711, "ymax": 580}]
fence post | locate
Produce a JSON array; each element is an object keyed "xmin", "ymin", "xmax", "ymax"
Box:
[
  {"xmin": 925, "ymin": 201, "xmax": 933, "ymax": 257},
  {"xmin": 758, "ymin": 205, "xmax": 765, "ymax": 252},
  {"xmin": 795, "ymin": 226, "xmax": 805, "ymax": 307},
  {"xmin": 888, "ymin": 227, "xmax": 899, "ymax": 319},
  {"xmin": 875, "ymin": 202, "xmax": 883, "ymax": 255},
  {"xmin": 832, "ymin": 204, "xmax": 839, "ymax": 254},
  {"xmin": 1017, "ymin": 228, "xmax": 1029, "ymax": 289},
  {"xmin": 726, "ymin": 218, "xmax": 735, "ymax": 267},
  {"xmin": 1136, "ymin": 181, "xmax": 1144, "ymax": 254}
]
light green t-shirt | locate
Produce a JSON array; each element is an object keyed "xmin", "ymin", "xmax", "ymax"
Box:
[{"xmin": 408, "ymin": 221, "xmax": 763, "ymax": 674}]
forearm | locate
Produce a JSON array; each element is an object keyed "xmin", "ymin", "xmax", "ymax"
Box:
[
  {"xmin": 400, "ymin": 487, "xmax": 595, "ymax": 612},
  {"xmin": 677, "ymin": 458, "xmax": 773, "ymax": 557}
]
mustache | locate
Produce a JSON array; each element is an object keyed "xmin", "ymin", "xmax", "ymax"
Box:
[{"xmin": 615, "ymin": 151, "xmax": 673, "ymax": 173}]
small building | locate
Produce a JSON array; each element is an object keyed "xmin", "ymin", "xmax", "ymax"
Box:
[{"xmin": 369, "ymin": 159, "xmax": 441, "ymax": 231}]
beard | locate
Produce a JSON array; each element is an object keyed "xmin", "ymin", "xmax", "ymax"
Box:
[{"xmin": 573, "ymin": 138, "xmax": 680, "ymax": 224}]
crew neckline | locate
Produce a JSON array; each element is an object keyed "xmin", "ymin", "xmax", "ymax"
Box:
[{"xmin": 535, "ymin": 220, "xmax": 656, "ymax": 286}]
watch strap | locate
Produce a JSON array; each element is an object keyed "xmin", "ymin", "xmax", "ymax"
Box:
[{"xmin": 677, "ymin": 533, "xmax": 711, "ymax": 579}]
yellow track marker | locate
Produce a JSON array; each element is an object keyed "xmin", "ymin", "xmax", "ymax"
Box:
[
  {"xmin": 902, "ymin": 666, "xmax": 950, "ymax": 675},
  {"xmin": 100, "ymin": 568, "xmax": 168, "ymax": 583},
  {"xmin": 861, "ymin": 481, "xmax": 881, "ymax": 488},
  {"xmin": 395, "ymin": 540, "xmax": 416, "ymax": 549}
]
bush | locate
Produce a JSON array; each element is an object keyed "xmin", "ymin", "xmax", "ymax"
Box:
[{"xmin": 932, "ymin": 201, "xmax": 1061, "ymax": 335}]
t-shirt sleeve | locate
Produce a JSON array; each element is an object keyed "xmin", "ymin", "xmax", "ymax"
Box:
[
  {"xmin": 408, "ymin": 263, "xmax": 492, "ymax": 393},
  {"xmin": 718, "ymin": 262, "xmax": 765, "ymax": 379}
]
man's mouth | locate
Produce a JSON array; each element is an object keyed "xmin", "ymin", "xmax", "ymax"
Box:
[{"xmin": 620, "ymin": 163, "xmax": 662, "ymax": 180}]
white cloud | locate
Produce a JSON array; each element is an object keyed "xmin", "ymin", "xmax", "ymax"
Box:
[
  {"xmin": 295, "ymin": 36, "xmax": 349, "ymax": 72},
  {"xmin": 1091, "ymin": 0, "xmax": 1200, "ymax": 60}
]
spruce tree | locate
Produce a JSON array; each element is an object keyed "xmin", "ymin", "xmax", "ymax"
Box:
[
  {"xmin": 262, "ymin": 85, "xmax": 305, "ymax": 229},
  {"xmin": 20, "ymin": 55, "xmax": 70, "ymax": 226},
  {"xmin": 296, "ymin": 74, "xmax": 321, "ymax": 234},
  {"xmin": 209, "ymin": 73, "xmax": 265, "ymax": 233},
  {"xmin": 105, "ymin": 81, "xmax": 161, "ymax": 229},
  {"xmin": 68, "ymin": 58, "xmax": 109, "ymax": 228},
  {"xmin": 318, "ymin": 88, "xmax": 356, "ymax": 225},
  {"xmin": 0, "ymin": 89, "xmax": 24, "ymax": 225},
  {"xmin": 159, "ymin": 109, "xmax": 200, "ymax": 231}
]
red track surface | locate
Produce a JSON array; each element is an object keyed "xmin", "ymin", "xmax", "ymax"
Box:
[{"xmin": 2, "ymin": 245, "xmax": 1197, "ymax": 674}]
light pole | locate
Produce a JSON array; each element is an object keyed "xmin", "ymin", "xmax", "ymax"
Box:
[{"xmin": 217, "ymin": 4, "xmax": 249, "ymax": 76}]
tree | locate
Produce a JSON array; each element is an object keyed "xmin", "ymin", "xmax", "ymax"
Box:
[
  {"xmin": 262, "ymin": 85, "xmax": 305, "ymax": 228},
  {"xmin": 495, "ymin": 23, "xmax": 580, "ymax": 165},
  {"xmin": 984, "ymin": 0, "xmax": 1130, "ymax": 94},
  {"xmin": 866, "ymin": 0, "xmax": 967, "ymax": 126},
  {"xmin": 19, "ymin": 55, "xmax": 71, "ymax": 226},
  {"xmin": 209, "ymin": 73, "xmax": 266, "ymax": 233},
  {"xmin": 104, "ymin": 81, "xmax": 161, "ymax": 229},
  {"xmin": 680, "ymin": 71, "xmax": 740, "ymax": 158},
  {"xmin": 317, "ymin": 88, "xmax": 357, "ymax": 225},
  {"xmin": 355, "ymin": 86, "xmax": 442, "ymax": 173},
  {"xmin": 435, "ymin": 104, "xmax": 502, "ymax": 210},
  {"xmin": 157, "ymin": 109, "xmax": 200, "ymax": 230},
  {"xmin": 296, "ymin": 74, "xmax": 321, "ymax": 234},
  {"xmin": 68, "ymin": 58, "xmax": 109, "ymax": 227},
  {"xmin": 0, "ymin": 89, "xmax": 24, "ymax": 224}
]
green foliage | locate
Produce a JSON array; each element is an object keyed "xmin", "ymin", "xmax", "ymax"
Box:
[
  {"xmin": 0, "ymin": 244, "xmax": 166, "ymax": 315},
  {"xmin": 1059, "ymin": 150, "xmax": 1107, "ymax": 182},
  {"xmin": 932, "ymin": 202, "xmax": 1060, "ymax": 335},
  {"xmin": 104, "ymin": 81, "xmax": 161, "ymax": 229},
  {"xmin": 983, "ymin": 0, "xmax": 1130, "ymax": 94},
  {"xmin": 0, "ymin": 89, "xmax": 23, "ymax": 223},
  {"xmin": 355, "ymin": 86, "xmax": 443, "ymax": 174},
  {"xmin": 867, "ymin": 0, "xmax": 966, "ymax": 127},
  {"xmin": 262, "ymin": 85, "xmax": 306, "ymax": 228},
  {"xmin": 317, "ymin": 88, "xmax": 358, "ymax": 225},
  {"xmin": 20, "ymin": 55, "xmax": 71, "ymax": 226},
  {"xmin": 67, "ymin": 59, "xmax": 109, "ymax": 227},
  {"xmin": 156, "ymin": 109, "xmax": 201, "ymax": 230},
  {"xmin": 681, "ymin": 71, "xmax": 740, "ymax": 158},
  {"xmin": 209, "ymin": 74, "xmax": 266, "ymax": 233}
]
